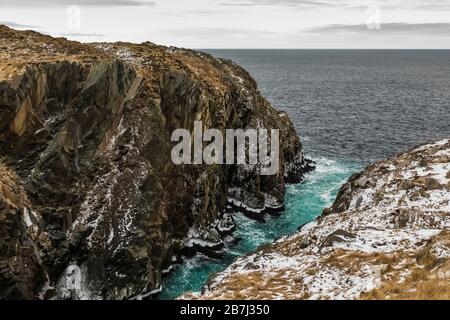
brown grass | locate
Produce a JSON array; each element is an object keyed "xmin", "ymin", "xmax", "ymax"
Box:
[
  {"xmin": 202, "ymin": 269, "xmax": 309, "ymax": 300},
  {"xmin": 362, "ymin": 231, "xmax": 450, "ymax": 300},
  {"xmin": 362, "ymin": 273, "xmax": 450, "ymax": 300}
]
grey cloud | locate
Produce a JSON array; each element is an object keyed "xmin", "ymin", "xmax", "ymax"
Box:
[
  {"xmin": 161, "ymin": 27, "xmax": 275, "ymax": 39},
  {"xmin": 0, "ymin": 20, "xmax": 39, "ymax": 28},
  {"xmin": 0, "ymin": 0, "xmax": 155, "ymax": 7},
  {"xmin": 415, "ymin": 3, "xmax": 450, "ymax": 10},
  {"xmin": 308, "ymin": 23, "xmax": 450, "ymax": 35},
  {"xmin": 58, "ymin": 32, "xmax": 108, "ymax": 37},
  {"xmin": 162, "ymin": 9, "xmax": 235, "ymax": 18},
  {"xmin": 217, "ymin": 0, "xmax": 339, "ymax": 8},
  {"xmin": 382, "ymin": 0, "xmax": 450, "ymax": 10},
  {"xmin": 216, "ymin": 0, "xmax": 450, "ymax": 10}
]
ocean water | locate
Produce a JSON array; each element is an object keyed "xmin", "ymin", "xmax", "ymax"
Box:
[{"xmin": 159, "ymin": 50, "xmax": 450, "ymax": 299}]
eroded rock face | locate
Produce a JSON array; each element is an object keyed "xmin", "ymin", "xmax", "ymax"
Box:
[
  {"xmin": 0, "ymin": 164, "xmax": 50, "ymax": 299},
  {"xmin": 187, "ymin": 139, "xmax": 450, "ymax": 300},
  {"xmin": 0, "ymin": 26, "xmax": 310, "ymax": 299}
]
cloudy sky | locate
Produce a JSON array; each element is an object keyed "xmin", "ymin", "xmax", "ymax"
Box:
[{"xmin": 1, "ymin": 0, "xmax": 450, "ymax": 48}]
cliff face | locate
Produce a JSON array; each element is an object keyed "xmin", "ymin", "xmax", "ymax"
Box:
[
  {"xmin": 0, "ymin": 164, "xmax": 51, "ymax": 299},
  {"xmin": 0, "ymin": 26, "xmax": 311, "ymax": 299},
  {"xmin": 188, "ymin": 139, "xmax": 450, "ymax": 300}
]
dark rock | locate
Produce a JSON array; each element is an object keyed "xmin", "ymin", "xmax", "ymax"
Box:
[
  {"xmin": 321, "ymin": 229, "xmax": 357, "ymax": 248},
  {"xmin": 0, "ymin": 26, "xmax": 311, "ymax": 299}
]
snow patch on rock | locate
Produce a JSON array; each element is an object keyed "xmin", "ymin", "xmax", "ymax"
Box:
[{"xmin": 181, "ymin": 139, "xmax": 450, "ymax": 300}]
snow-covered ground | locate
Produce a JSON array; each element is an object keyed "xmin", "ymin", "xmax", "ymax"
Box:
[{"xmin": 181, "ymin": 139, "xmax": 450, "ymax": 300}]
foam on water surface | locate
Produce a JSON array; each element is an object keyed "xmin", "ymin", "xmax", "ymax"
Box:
[{"xmin": 159, "ymin": 157, "xmax": 361, "ymax": 299}]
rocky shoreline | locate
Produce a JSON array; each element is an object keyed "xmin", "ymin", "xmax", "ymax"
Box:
[
  {"xmin": 0, "ymin": 25, "xmax": 310, "ymax": 300},
  {"xmin": 182, "ymin": 139, "xmax": 450, "ymax": 300},
  {"xmin": 3, "ymin": 25, "xmax": 447, "ymax": 302}
]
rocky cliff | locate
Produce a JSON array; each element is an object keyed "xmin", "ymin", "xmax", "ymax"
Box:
[
  {"xmin": 0, "ymin": 26, "xmax": 312, "ymax": 299},
  {"xmin": 186, "ymin": 139, "xmax": 450, "ymax": 300}
]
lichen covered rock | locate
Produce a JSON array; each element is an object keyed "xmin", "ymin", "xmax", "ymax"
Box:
[
  {"xmin": 0, "ymin": 26, "xmax": 310, "ymax": 299},
  {"xmin": 0, "ymin": 163, "xmax": 50, "ymax": 299}
]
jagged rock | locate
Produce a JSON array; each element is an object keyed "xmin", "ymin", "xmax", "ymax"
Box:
[
  {"xmin": 321, "ymin": 229, "xmax": 356, "ymax": 248},
  {"xmin": 0, "ymin": 163, "xmax": 50, "ymax": 299},
  {"xmin": 0, "ymin": 26, "xmax": 310, "ymax": 299},
  {"xmin": 185, "ymin": 139, "xmax": 450, "ymax": 300},
  {"xmin": 216, "ymin": 213, "xmax": 235, "ymax": 235}
]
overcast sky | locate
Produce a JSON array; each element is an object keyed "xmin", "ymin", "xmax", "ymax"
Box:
[{"xmin": 1, "ymin": 0, "xmax": 450, "ymax": 48}]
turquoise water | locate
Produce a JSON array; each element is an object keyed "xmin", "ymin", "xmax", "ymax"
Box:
[{"xmin": 159, "ymin": 156, "xmax": 362, "ymax": 300}]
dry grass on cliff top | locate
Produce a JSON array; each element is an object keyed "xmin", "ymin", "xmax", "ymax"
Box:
[
  {"xmin": 362, "ymin": 230, "xmax": 450, "ymax": 300},
  {"xmin": 96, "ymin": 41, "xmax": 251, "ymax": 96},
  {"xmin": 0, "ymin": 25, "xmax": 257, "ymax": 103},
  {"xmin": 193, "ymin": 270, "xmax": 310, "ymax": 300},
  {"xmin": 0, "ymin": 25, "xmax": 107, "ymax": 81},
  {"xmin": 364, "ymin": 275, "xmax": 450, "ymax": 300}
]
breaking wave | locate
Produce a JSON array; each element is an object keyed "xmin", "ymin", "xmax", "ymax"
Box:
[{"xmin": 159, "ymin": 156, "xmax": 361, "ymax": 299}]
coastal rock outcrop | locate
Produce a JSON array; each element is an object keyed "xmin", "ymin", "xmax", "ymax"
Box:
[
  {"xmin": 0, "ymin": 163, "xmax": 51, "ymax": 299},
  {"xmin": 186, "ymin": 139, "xmax": 450, "ymax": 300},
  {"xmin": 0, "ymin": 26, "xmax": 311, "ymax": 299}
]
